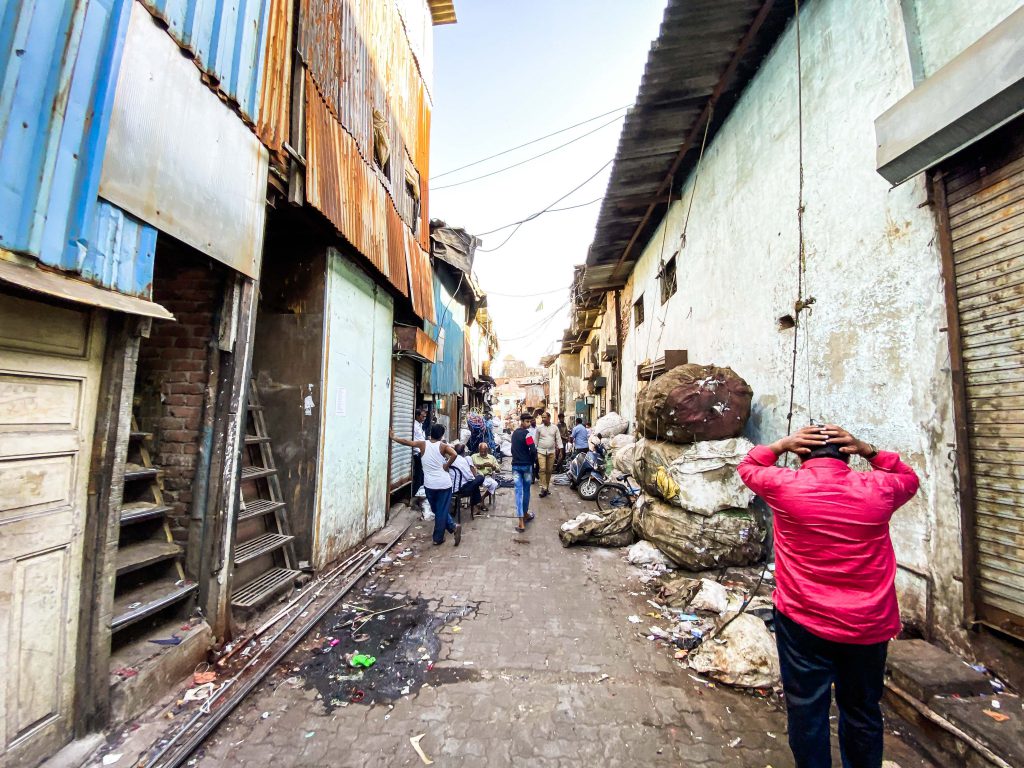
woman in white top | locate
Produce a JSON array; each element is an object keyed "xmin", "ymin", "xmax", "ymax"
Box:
[{"xmin": 392, "ymin": 423, "xmax": 462, "ymax": 545}]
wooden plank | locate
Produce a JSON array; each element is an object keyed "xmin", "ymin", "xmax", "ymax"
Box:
[
  {"xmin": 111, "ymin": 578, "xmax": 197, "ymax": 631},
  {"xmin": 115, "ymin": 541, "xmax": 181, "ymax": 576}
]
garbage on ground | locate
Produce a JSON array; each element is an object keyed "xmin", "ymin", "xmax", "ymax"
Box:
[
  {"xmin": 633, "ymin": 497, "xmax": 765, "ymax": 570},
  {"xmin": 687, "ymin": 612, "xmax": 780, "ymax": 688},
  {"xmin": 633, "ymin": 437, "xmax": 756, "ymax": 513},
  {"xmin": 594, "ymin": 411, "xmax": 629, "ymax": 437},
  {"xmin": 559, "ymin": 504, "xmax": 634, "ymax": 548},
  {"xmin": 688, "ymin": 578, "xmax": 730, "ymax": 614},
  {"xmin": 420, "ymin": 497, "xmax": 434, "ymax": 521},
  {"xmin": 347, "ymin": 653, "xmax": 376, "ymax": 668},
  {"xmin": 635, "ymin": 363, "xmax": 752, "ymax": 443},
  {"xmin": 626, "ymin": 540, "xmax": 673, "ymax": 568},
  {"xmin": 410, "ymin": 734, "xmax": 434, "ymax": 765}
]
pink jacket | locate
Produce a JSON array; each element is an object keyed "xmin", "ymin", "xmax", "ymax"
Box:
[{"xmin": 738, "ymin": 445, "xmax": 920, "ymax": 644}]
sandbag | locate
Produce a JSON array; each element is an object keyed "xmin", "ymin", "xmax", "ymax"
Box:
[
  {"xmin": 635, "ymin": 438, "xmax": 755, "ymax": 514},
  {"xmin": 559, "ymin": 505, "xmax": 634, "ymax": 548},
  {"xmin": 636, "ymin": 364, "xmax": 752, "ymax": 443},
  {"xmin": 594, "ymin": 411, "xmax": 629, "ymax": 437},
  {"xmin": 688, "ymin": 613, "xmax": 780, "ymax": 688},
  {"xmin": 613, "ymin": 439, "xmax": 642, "ymax": 477},
  {"xmin": 633, "ymin": 497, "xmax": 765, "ymax": 570}
]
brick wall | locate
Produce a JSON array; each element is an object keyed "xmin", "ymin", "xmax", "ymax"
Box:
[{"xmin": 136, "ymin": 248, "xmax": 224, "ymax": 546}]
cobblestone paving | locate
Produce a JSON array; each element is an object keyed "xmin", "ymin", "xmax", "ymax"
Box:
[{"xmin": 196, "ymin": 482, "xmax": 935, "ymax": 767}]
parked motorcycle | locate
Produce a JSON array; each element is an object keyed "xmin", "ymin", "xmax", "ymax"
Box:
[{"xmin": 566, "ymin": 444, "xmax": 607, "ymax": 500}]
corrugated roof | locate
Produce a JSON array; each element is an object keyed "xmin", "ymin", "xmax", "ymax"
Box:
[
  {"xmin": 582, "ymin": 0, "xmax": 792, "ymax": 292},
  {"xmin": 427, "ymin": 1, "xmax": 457, "ymax": 25}
]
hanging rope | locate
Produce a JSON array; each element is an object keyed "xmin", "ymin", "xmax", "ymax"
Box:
[{"xmin": 785, "ymin": 0, "xmax": 810, "ymax": 434}]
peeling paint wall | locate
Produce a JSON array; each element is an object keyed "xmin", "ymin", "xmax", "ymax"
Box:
[{"xmin": 617, "ymin": 0, "xmax": 981, "ymax": 649}]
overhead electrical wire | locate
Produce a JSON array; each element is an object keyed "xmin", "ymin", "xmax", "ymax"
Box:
[
  {"xmin": 477, "ymin": 158, "xmax": 614, "ymax": 253},
  {"xmin": 432, "ymin": 113, "xmax": 625, "ymax": 191},
  {"xmin": 497, "ymin": 302, "xmax": 571, "ymax": 343},
  {"xmin": 430, "ymin": 103, "xmax": 631, "ymax": 180},
  {"xmin": 474, "ymin": 197, "xmax": 602, "ymax": 238},
  {"xmin": 482, "ymin": 285, "xmax": 569, "ymax": 299}
]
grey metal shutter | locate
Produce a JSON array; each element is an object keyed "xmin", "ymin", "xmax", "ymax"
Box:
[
  {"xmin": 945, "ymin": 129, "xmax": 1024, "ymax": 633},
  {"xmin": 389, "ymin": 358, "xmax": 416, "ymax": 490}
]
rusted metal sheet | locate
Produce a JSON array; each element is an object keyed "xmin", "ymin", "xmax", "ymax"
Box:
[
  {"xmin": 297, "ymin": 0, "xmax": 431, "ymax": 248},
  {"xmin": 257, "ymin": 0, "xmax": 295, "ymax": 158},
  {"xmin": 943, "ymin": 121, "xmax": 1024, "ymax": 637},
  {"xmin": 426, "ymin": 0, "xmax": 457, "ymax": 25},
  {"xmin": 393, "ymin": 326, "xmax": 437, "ymax": 363},
  {"xmin": 305, "ymin": 69, "xmax": 435, "ymax": 315},
  {"xmin": 581, "ymin": 0, "xmax": 793, "ymax": 292}
]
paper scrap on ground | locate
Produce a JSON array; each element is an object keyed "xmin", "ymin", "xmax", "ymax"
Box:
[{"xmin": 410, "ymin": 734, "xmax": 434, "ymax": 765}]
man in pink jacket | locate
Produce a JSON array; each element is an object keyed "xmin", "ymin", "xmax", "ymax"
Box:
[{"xmin": 738, "ymin": 424, "xmax": 919, "ymax": 768}]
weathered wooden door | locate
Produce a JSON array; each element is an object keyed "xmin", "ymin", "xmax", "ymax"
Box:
[{"xmin": 0, "ymin": 292, "xmax": 105, "ymax": 766}]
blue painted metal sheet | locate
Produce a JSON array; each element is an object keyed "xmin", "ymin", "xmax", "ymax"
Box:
[
  {"xmin": 141, "ymin": 0, "xmax": 272, "ymax": 124},
  {"xmin": 427, "ymin": 273, "xmax": 465, "ymax": 397},
  {"xmin": 0, "ymin": 0, "xmax": 132, "ymax": 275},
  {"xmin": 80, "ymin": 198, "xmax": 158, "ymax": 297}
]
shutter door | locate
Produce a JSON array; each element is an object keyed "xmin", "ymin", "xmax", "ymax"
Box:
[
  {"xmin": 389, "ymin": 358, "xmax": 416, "ymax": 490},
  {"xmin": 944, "ymin": 124, "xmax": 1024, "ymax": 633}
]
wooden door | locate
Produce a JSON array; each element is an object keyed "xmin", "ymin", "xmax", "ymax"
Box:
[{"xmin": 0, "ymin": 292, "xmax": 105, "ymax": 766}]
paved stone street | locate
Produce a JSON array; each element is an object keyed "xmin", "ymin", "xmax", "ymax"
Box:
[{"xmin": 195, "ymin": 481, "xmax": 935, "ymax": 768}]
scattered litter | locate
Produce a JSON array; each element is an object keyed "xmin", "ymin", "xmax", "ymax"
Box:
[
  {"xmin": 991, "ymin": 699, "xmax": 1001, "ymax": 709},
  {"xmin": 304, "ymin": 731, "xmax": 316, "ymax": 738},
  {"xmin": 452, "ymin": 626, "xmax": 462, "ymax": 633},
  {"xmin": 183, "ymin": 683, "xmax": 215, "ymax": 702},
  {"xmin": 348, "ymin": 653, "xmax": 376, "ymax": 668},
  {"xmin": 728, "ymin": 737, "xmax": 741, "ymax": 748},
  {"xmin": 102, "ymin": 754, "xmax": 122, "ymax": 766},
  {"xmin": 688, "ymin": 613, "xmax": 780, "ymax": 688},
  {"xmin": 688, "ymin": 579, "xmax": 729, "ymax": 613},
  {"xmin": 193, "ymin": 663, "xmax": 216, "ymax": 686},
  {"xmin": 983, "ymin": 709, "xmax": 1010, "ymax": 722},
  {"xmin": 626, "ymin": 540, "xmax": 673, "ymax": 568},
  {"xmin": 766, "ymin": 731, "xmax": 776, "ymax": 739},
  {"xmin": 148, "ymin": 635, "xmax": 181, "ymax": 646},
  {"xmin": 410, "ymin": 734, "xmax": 434, "ymax": 765},
  {"xmin": 627, "ymin": 615, "xmax": 642, "ymax": 624},
  {"xmin": 261, "ymin": 712, "xmax": 270, "ymax": 719},
  {"xmin": 597, "ymin": 674, "xmax": 610, "ymax": 683}
]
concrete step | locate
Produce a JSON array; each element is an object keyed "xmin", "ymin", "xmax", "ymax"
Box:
[{"xmin": 887, "ymin": 639, "xmax": 993, "ymax": 700}]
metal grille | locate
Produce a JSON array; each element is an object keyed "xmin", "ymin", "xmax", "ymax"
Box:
[
  {"xmin": 946, "ymin": 128, "xmax": 1024, "ymax": 632},
  {"xmin": 390, "ymin": 358, "xmax": 417, "ymax": 490}
]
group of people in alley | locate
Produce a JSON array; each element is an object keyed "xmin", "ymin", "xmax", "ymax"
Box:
[
  {"xmin": 390, "ymin": 408, "xmax": 595, "ymax": 540},
  {"xmin": 393, "ymin": 408, "xmax": 921, "ymax": 768}
]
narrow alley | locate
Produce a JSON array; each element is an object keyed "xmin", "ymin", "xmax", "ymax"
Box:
[{"xmin": 169, "ymin": 485, "xmax": 931, "ymax": 768}]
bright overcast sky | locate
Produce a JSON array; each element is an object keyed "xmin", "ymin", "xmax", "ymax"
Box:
[{"xmin": 430, "ymin": 1, "xmax": 666, "ymax": 369}]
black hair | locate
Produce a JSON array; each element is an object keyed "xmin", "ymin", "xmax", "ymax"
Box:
[
  {"xmin": 415, "ymin": 408, "xmax": 426, "ymax": 419},
  {"xmin": 575, "ymin": 416, "xmax": 583, "ymax": 423},
  {"xmin": 430, "ymin": 423, "xmax": 446, "ymax": 440},
  {"xmin": 519, "ymin": 412, "xmax": 532, "ymax": 421},
  {"xmin": 805, "ymin": 443, "xmax": 850, "ymax": 463}
]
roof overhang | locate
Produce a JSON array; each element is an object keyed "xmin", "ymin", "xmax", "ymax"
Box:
[
  {"xmin": 875, "ymin": 7, "xmax": 1024, "ymax": 185},
  {"xmin": 582, "ymin": 0, "xmax": 793, "ymax": 293},
  {"xmin": 428, "ymin": 1, "xmax": 457, "ymax": 25}
]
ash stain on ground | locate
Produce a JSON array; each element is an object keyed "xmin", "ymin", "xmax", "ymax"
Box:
[{"xmin": 299, "ymin": 592, "xmax": 480, "ymax": 710}]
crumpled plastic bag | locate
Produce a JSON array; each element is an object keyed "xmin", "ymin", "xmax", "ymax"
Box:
[
  {"xmin": 688, "ymin": 613, "xmax": 780, "ymax": 688},
  {"xmin": 421, "ymin": 497, "xmax": 434, "ymax": 521},
  {"xmin": 594, "ymin": 411, "xmax": 629, "ymax": 437},
  {"xmin": 633, "ymin": 497, "xmax": 765, "ymax": 570},
  {"xmin": 635, "ymin": 438, "xmax": 755, "ymax": 514},
  {"xmin": 559, "ymin": 504, "xmax": 634, "ymax": 548},
  {"xmin": 688, "ymin": 578, "xmax": 730, "ymax": 613},
  {"xmin": 626, "ymin": 539, "xmax": 673, "ymax": 567}
]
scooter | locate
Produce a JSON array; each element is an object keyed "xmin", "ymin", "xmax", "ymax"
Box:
[{"xmin": 566, "ymin": 443, "xmax": 607, "ymax": 500}]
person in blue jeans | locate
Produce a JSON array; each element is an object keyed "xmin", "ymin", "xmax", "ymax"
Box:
[
  {"xmin": 391, "ymin": 424, "xmax": 461, "ymax": 546},
  {"xmin": 510, "ymin": 412, "xmax": 537, "ymax": 533}
]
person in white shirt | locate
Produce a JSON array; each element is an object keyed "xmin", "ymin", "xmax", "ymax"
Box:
[
  {"xmin": 535, "ymin": 412, "xmax": 561, "ymax": 497},
  {"xmin": 449, "ymin": 443, "xmax": 485, "ymax": 518}
]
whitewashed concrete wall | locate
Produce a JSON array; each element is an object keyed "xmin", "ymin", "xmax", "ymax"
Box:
[
  {"xmin": 911, "ymin": 0, "xmax": 1023, "ymax": 77},
  {"xmin": 615, "ymin": 0, "xmax": 1020, "ymax": 650}
]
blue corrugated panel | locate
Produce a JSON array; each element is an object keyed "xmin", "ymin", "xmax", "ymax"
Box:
[
  {"xmin": 0, "ymin": 0, "xmax": 132, "ymax": 275},
  {"xmin": 142, "ymin": 0, "xmax": 272, "ymax": 124},
  {"xmin": 428, "ymin": 273, "xmax": 466, "ymax": 396},
  {"xmin": 77, "ymin": 198, "xmax": 158, "ymax": 297}
]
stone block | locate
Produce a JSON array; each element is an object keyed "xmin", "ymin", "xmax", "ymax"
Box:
[{"xmin": 886, "ymin": 638, "xmax": 992, "ymax": 701}]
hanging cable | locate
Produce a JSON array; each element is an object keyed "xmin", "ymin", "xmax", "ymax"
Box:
[
  {"xmin": 477, "ymin": 159, "xmax": 613, "ymax": 253},
  {"xmin": 483, "ymin": 285, "xmax": 569, "ymax": 299},
  {"xmin": 785, "ymin": 0, "xmax": 808, "ymax": 434},
  {"xmin": 474, "ymin": 197, "xmax": 602, "ymax": 237},
  {"xmin": 430, "ymin": 104, "xmax": 631, "ymax": 180},
  {"xmin": 432, "ymin": 114, "xmax": 624, "ymax": 191}
]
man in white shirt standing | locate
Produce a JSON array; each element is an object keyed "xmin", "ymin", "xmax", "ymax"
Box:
[
  {"xmin": 411, "ymin": 408, "xmax": 427, "ymax": 507},
  {"xmin": 535, "ymin": 412, "xmax": 561, "ymax": 498}
]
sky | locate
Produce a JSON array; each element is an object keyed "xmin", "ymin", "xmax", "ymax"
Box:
[{"xmin": 429, "ymin": 1, "xmax": 666, "ymax": 370}]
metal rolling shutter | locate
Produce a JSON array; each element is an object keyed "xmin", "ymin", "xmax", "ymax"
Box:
[
  {"xmin": 945, "ymin": 130, "xmax": 1024, "ymax": 631},
  {"xmin": 389, "ymin": 358, "xmax": 416, "ymax": 490}
]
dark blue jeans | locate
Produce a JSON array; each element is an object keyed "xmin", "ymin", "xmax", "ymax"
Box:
[
  {"xmin": 775, "ymin": 610, "xmax": 887, "ymax": 768},
  {"xmin": 512, "ymin": 464, "xmax": 532, "ymax": 518},
  {"xmin": 424, "ymin": 486, "xmax": 455, "ymax": 544}
]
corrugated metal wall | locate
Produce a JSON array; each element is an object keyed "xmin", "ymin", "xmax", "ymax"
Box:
[
  {"xmin": 81, "ymin": 199, "xmax": 159, "ymax": 296},
  {"xmin": 140, "ymin": 0, "xmax": 272, "ymax": 126},
  {"xmin": 257, "ymin": 0, "xmax": 293, "ymax": 158},
  {"xmin": 0, "ymin": 0, "xmax": 132, "ymax": 273},
  {"xmin": 428, "ymin": 273, "xmax": 465, "ymax": 396}
]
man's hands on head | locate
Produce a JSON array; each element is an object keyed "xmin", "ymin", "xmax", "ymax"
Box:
[{"xmin": 768, "ymin": 424, "xmax": 874, "ymax": 457}]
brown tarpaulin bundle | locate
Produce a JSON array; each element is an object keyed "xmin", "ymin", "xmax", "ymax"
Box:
[
  {"xmin": 558, "ymin": 505, "xmax": 635, "ymax": 548},
  {"xmin": 633, "ymin": 498, "xmax": 765, "ymax": 570},
  {"xmin": 636, "ymin": 364, "xmax": 752, "ymax": 443}
]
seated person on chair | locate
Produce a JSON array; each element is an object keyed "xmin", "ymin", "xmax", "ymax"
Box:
[
  {"xmin": 472, "ymin": 442, "xmax": 501, "ymax": 508},
  {"xmin": 449, "ymin": 443, "xmax": 485, "ymax": 518}
]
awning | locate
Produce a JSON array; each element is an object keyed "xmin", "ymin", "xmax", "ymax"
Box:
[
  {"xmin": 0, "ymin": 255, "xmax": 173, "ymax": 320},
  {"xmin": 875, "ymin": 7, "xmax": 1024, "ymax": 185}
]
